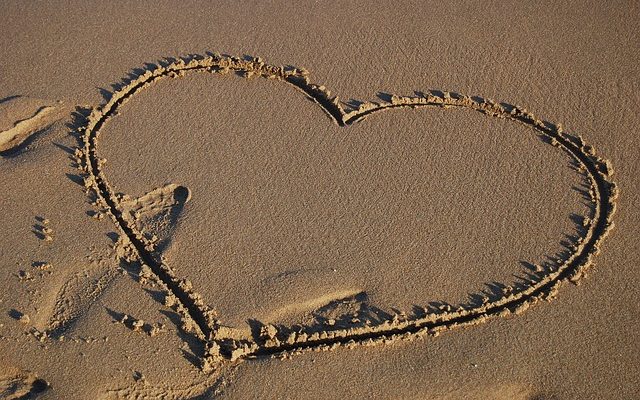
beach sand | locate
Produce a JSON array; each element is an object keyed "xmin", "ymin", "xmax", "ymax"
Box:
[{"xmin": 0, "ymin": 1, "xmax": 638, "ymax": 399}]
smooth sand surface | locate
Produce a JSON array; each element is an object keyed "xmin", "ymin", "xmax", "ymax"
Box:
[{"xmin": 0, "ymin": 1, "xmax": 638, "ymax": 399}]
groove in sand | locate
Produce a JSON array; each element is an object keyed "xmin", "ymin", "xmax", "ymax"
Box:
[{"xmin": 73, "ymin": 54, "xmax": 618, "ymax": 369}]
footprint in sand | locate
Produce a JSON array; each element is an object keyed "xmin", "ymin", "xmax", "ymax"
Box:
[{"xmin": 0, "ymin": 369, "xmax": 49, "ymax": 399}]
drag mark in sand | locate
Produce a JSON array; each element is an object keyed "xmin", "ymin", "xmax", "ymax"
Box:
[{"xmin": 72, "ymin": 54, "xmax": 618, "ymax": 369}]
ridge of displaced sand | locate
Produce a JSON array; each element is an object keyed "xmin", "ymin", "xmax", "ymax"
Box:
[
  {"xmin": 71, "ymin": 54, "xmax": 618, "ymax": 370},
  {"xmin": 0, "ymin": 101, "xmax": 70, "ymax": 155}
]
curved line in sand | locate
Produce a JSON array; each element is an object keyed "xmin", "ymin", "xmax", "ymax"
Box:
[{"xmin": 75, "ymin": 54, "xmax": 618, "ymax": 368}]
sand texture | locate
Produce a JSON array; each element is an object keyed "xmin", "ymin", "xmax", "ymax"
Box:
[{"xmin": 0, "ymin": 1, "xmax": 638, "ymax": 399}]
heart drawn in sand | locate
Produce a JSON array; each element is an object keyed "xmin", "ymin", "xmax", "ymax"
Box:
[{"xmin": 74, "ymin": 54, "xmax": 617, "ymax": 370}]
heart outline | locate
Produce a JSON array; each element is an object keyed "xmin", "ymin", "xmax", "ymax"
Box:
[{"xmin": 74, "ymin": 54, "xmax": 618, "ymax": 369}]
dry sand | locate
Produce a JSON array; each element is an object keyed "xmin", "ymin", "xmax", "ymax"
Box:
[{"xmin": 0, "ymin": 1, "xmax": 639, "ymax": 399}]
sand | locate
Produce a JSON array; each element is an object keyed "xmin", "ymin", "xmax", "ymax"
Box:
[{"xmin": 0, "ymin": 1, "xmax": 638, "ymax": 399}]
